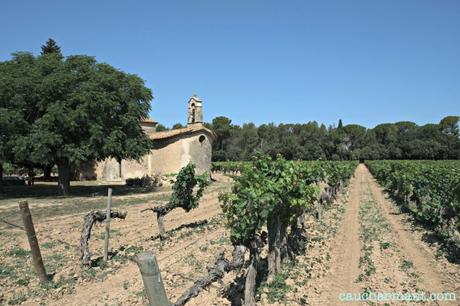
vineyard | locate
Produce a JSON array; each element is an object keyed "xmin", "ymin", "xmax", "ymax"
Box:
[
  {"xmin": 1, "ymin": 159, "xmax": 460, "ymax": 305},
  {"xmin": 365, "ymin": 160, "xmax": 460, "ymax": 251}
]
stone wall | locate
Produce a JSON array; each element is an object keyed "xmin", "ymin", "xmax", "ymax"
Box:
[
  {"xmin": 90, "ymin": 130, "xmax": 212, "ymax": 181},
  {"xmin": 150, "ymin": 131, "xmax": 212, "ymax": 175},
  {"xmin": 92, "ymin": 157, "xmax": 149, "ymax": 181}
]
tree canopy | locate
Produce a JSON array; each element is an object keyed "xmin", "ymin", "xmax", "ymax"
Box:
[
  {"xmin": 0, "ymin": 46, "xmax": 153, "ymax": 194},
  {"xmin": 41, "ymin": 38, "xmax": 62, "ymax": 56},
  {"xmin": 207, "ymin": 116, "xmax": 460, "ymax": 161}
]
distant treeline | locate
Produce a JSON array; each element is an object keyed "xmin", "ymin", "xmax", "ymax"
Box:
[{"xmin": 203, "ymin": 116, "xmax": 460, "ymax": 161}]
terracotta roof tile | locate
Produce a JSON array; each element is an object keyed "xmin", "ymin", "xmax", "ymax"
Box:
[
  {"xmin": 141, "ymin": 118, "xmax": 157, "ymax": 124},
  {"xmin": 148, "ymin": 125, "xmax": 215, "ymax": 140}
]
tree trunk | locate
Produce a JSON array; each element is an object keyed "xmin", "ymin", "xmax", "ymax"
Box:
[
  {"xmin": 267, "ymin": 213, "xmax": 282, "ymax": 283},
  {"xmin": 27, "ymin": 168, "xmax": 35, "ymax": 186},
  {"xmin": 43, "ymin": 163, "xmax": 53, "ymax": 180},
  {"xmin": 244, "ymin": 243, "xmax": 259, "ymax": 306},
  {"xmin": 57, "ymin": 159, "xmax": 70, "ymax": 195},
  {"xmin": 0, "ymin": 162, "xmax": 3, "ymax": 192}
]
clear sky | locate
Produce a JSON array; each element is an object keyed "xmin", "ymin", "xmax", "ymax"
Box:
[{"xmin": 1, "ymin": 1, "xmax": 459, "ymax": 128}]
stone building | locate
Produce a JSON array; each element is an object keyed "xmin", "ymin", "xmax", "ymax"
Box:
[{"xmin": 87, "ymin": 95, "xmax": 214, "ymax": 181}]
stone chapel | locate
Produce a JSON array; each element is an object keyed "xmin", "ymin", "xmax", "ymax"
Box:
[{"xmin": 84, "ymin": 95, "xmax": 215, "ymax": 181}]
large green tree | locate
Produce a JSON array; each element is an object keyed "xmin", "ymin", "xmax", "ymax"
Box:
[
  {"xmin": 211, "ymin": 116, "xmax": 233, "ymax": 161},
  {"xmin": 40, "ymin": 38, "xmax": 62, "ymax": 179},
  {"xmin": 0, "ymin": 50, "xmax": 153, "ymax": 194}
]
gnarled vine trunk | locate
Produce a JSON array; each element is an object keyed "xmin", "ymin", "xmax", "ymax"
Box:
[
  {"xmin": 173, "ymin": 245, "xmax": 246, "ymax": 306},
  {"xmin": 267, "ymin": 211, "xmax": 288, "ymax": 283},
  {"xmin": 142, "ymin": 202, "xmax": 176, "ymax": 240},
  {"xmin": 80, "ymin": 210, "xmax": 127, "ymax": 266},
  {"xmin": 287, "ymin": 220, "xmax": 308, "ymax": 259},
  {"xmin": 244, "ymin": 242, "xmax": 260, "ymax": 306}
]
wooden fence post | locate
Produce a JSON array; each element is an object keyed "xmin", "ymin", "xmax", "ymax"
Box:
[
  {"xmin": 18, "ymin": 201, "xmax": 48, "ymax": 283},
  {"xmin": 103, "ymin": 188, "xmax": 112, "ymax": 261},
  {"xmin": 134, "ymin": 251, "xmax": 170, "ymax": 306}
]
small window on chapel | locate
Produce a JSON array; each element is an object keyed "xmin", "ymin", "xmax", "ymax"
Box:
[{"xmin": 199, "ymin": 135, "xmax": 206, "ymax": 143}]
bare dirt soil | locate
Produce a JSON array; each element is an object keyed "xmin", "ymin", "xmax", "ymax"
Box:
[
  {"xmin": 308, "ymin": 165, "xmax": 459, "ymax": 306},
  {"xmin": 0, "ymin": 167, "xmax": 459, "ymax": 306}
]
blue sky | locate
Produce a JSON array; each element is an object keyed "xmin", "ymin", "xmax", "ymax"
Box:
[{"xmin": 1, "ymin": 1, "xmax": 459, "ymax": 128}]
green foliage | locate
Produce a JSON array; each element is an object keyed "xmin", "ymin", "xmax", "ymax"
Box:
[
  {"xmin": 170, "ymin": 164, "xmax": 210, "ymax": 212},
  {"xmin": 155, "ymin": 124, "xmax": 168, "ymax": 132},
  {"xmin": 1, "ymin": 162, "xmax": 20, "ymax": 175},
  {"xmin": 172, "ymin": 123, "xmax": 184, "ymax": 129},
  {"xmin": 6, "ymin": 247, "xmax": 30, "ymax": 257},
  {"xmin": 125, "ymin": 175, "xmax": 159, "ymax": 188},
  {"xmin": 366, "ymin": 160, "xmax": 460, "ymax": 246},
  {"xmin": 0, "ymin": 48, "xmax": 153, "ymax": 193},
  {"xmin": 213, "ymin": 160, "xmax": 357, "ymax": 188},
  {"xmin": 207, "ymin": 116, "xmax": 460, "ymax": 161},
  {"xmin": 7, "ymin": 292, "xmax": 27, "ymax": 305},
  {"xmin": 220, "ymin": 155, "xmax": 326, "ymax": 246},
  {"xmin": 259, "ymin": 271, "xmax": 291, "ymax": 303},
  {"xmin": 41, "ymin": 38, "xmax": 62, "ymax": 56},
  {"xmin": 211, "ymin": 161, "xmax": 245, "ymax": 173}
]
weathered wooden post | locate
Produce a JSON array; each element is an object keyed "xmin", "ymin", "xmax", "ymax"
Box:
[
  {"xmin": 133, "ymin": 251, "xmax": 170, "ymax": 306},
  {"xmin": 103, "ymin": 188, "xmax": 112, "ymax": 261},
  {"xmin": 18, "ymin": 201, "xmax": 48, "ymax": 283}
]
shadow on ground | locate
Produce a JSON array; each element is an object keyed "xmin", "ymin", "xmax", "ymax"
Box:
[
  {"xmin": 148, "ymin": 220, "xmax": 209, "ymax": 241},
  {"xmin": 0, "ymin": 183, "xmax": 166, "ymax": 200}
]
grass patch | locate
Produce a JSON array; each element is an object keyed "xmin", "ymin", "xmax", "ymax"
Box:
[
  {"xmin": 400, "ymin": 259, "xmax": 414, "ymax": 271},
  {"xmin": 6, "ymin": 247, "xmax": 30, "ymax": 257},
  {"xmin": 357, "ymin": 184, "xmax": 390, "ymax": 283},
  {"xmin": 259, "ymin": 271, "xmax": 292, "ymax": 303},
  {"xmin": 210, "ymin": 235, "xmax": 230, "ymax": 246},
  {"xmin": 0, "ymin": 265, "xmax": 16, "ymax": 277},
  {"xmin": 15, "ymin": 278, "xmax": 30, "ymax": 286},
  {"xmin": 183, "ymin": 254, "xmax": 204, "ymax": 271},
  {"xmin": 44, "ymin": 253, "xmax": 66, "ymax": 271},
  {"xmin": 41, "ymin": 241, "xmax": 57, "ymax": 249},
  {"xmin": 81, "ymin": 267, "xmax": 97, "ymax": 280},
  {"xmin": 135, "ymin": 289, "xmax": 147, "ymax": 298},
  {"xmin": 7, "ymin": 292, "xmax": 27, "ymax": 305},
  {"xmin": 379, "ymin": 241, "xmax": 391, "ymax": 250}
]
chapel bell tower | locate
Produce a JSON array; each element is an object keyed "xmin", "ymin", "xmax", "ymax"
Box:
[{"xmin": 187, "ymin": 94, "xmax": 203, "ymax": 126}]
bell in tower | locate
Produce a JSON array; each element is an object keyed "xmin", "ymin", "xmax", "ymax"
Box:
[{"xmin": 187, "ymin": 94, "xmax": 203, "ymax": 126}]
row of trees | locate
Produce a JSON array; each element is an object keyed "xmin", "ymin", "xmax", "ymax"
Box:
[
  {"xmin": 207, "ymin": 116, "xmax": 460, "ymax": 161},
  {"xmin": 0, "ymin": 39, "xmax": 153, "ymax": 194}
]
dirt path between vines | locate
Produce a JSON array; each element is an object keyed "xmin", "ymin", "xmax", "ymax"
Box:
[
  {"xmin": 365, "ymin": 166, "xmax": 459, "ymax": 301},
  {"xmin": 317, "ymin": 164, "xmax": 459, "ymax": 305},
  {"xmin": 318, "ymin": 164, "xmax": 364, "ymax": 304}
]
